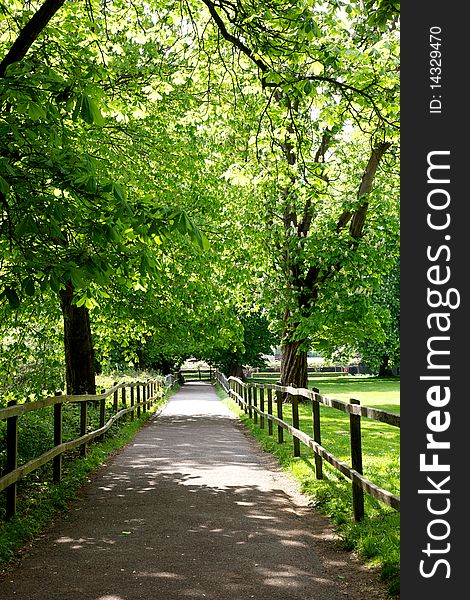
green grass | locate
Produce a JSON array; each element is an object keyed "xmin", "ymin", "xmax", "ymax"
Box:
[
  {"xmin": 0, "ymin": 384, "xmax": 176, "ymax": 567},
  {"xmin": 250, "ymin": 374, "xmax": 400, "ymax": 413},
  {"xmin": 218, "ymin": 376, "xmax": 400, "ymax": 596},
  {"xmin": 306, "ymin": 375, "xmax": 400, "ymax": 412}
]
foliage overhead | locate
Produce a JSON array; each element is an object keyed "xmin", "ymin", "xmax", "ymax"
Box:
[{"xmin": 0, "ymin": 0, "xmax": 400, "ymax": 397}]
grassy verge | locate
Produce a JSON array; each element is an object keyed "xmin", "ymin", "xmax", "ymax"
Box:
[
  {"xmin": 216, "ymin": 381, "xmax": 400, "ymax": 596},
  {"xmin": 0, "ymin": 384, "xmax": 176, "ymax": 568},
  {"xmin": 250, "ymin": 374, "xmax": 400, "ymax": 411}
]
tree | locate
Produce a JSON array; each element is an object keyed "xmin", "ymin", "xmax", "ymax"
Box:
[
  {"xmin": 1, "ymin": 0, "xmax": 400, "ymax": 398},
  {"xmin": 354, "ymin": 258, "xmax": 400, "ymax": 375},
  {"xmin": 0, "ymin": 0, "xmax": 209, "ymax": 393},
  {"xmin": 181, "ymin": 0, "xmax": 400, "ymax": 387},
  {"xmin": 0, "ymin": 295, "xmax": 63, "ymax": 405}
]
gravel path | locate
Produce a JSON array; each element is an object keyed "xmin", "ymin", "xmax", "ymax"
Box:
[{"xmin": 0, "ymin": 382, "xmax": 391, "ymax": 599}]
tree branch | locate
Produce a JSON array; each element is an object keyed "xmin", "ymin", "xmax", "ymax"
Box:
[
  {"xmin": 0, "ymin": 0, "xmax": 66, "ymax": 78},
  {"xmin": 298, "ymin": 129, "xmax": 332, "ymax": 237},
  {"xmin": 201, "ymin": 0, "xmax": 268, "ymax": 77},
  {"xmin": 336, "ymin": 141, "xmax": 391, "ymax": 236},
  {"xmin": 349, "ymin": 141, "xmax": 391, "ymax": 238}
]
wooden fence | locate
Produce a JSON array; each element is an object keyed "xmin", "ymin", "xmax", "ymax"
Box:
[
  {"xmin": 180, "ymin": 367, "xmax": 213, "ymax": 381},
  {"xmin": 216, "ymin": 372, "xmax": 399, "ymax": 521},
  {"xmin": 0, "ymin": 374, "xmax": 177, "ymax": 519}
]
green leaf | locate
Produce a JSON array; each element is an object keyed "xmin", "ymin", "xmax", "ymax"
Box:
[
  {"xmin": 4, "ymin": 287, "xmax": 20, "ymax": 309},
  {"xmin": 84, "ymin": 296, "xmax": 98, "ymax": 309},
  {"xmin": 69, "ymin": 269, "xmax": 85, "ymax": 289},
  {"xmin": 89, "ymin": 97, "xmax": 105, "ymax": 126},
  {"xmin": 80, "ymin": 94, "xmax": 105, "ymax": 126},
  {"xmin": 16, "ymin": 215, "xmax": 37, "ymax": 237},
  {"xmin": 49, "ymin": 272, "xmax": 62, "ymax": 293},
  {"xmin": 27, "ymin": 101, "xmax": 46, "ymax": 121},
  {"xmin": 0, "ymin": 176, "xmax": 9, "ymax": 196},
  {"xmin": 304, "ymin": 19, "xmax": 321, "ymax": 37},
  {"xmin": 72, "ymin": 95, "xmax": 83, "ymax": 121},
  {"xmin": 189, "ymin": 227, "xmax": 210, "ymax": 251},
  {"xmin": 107, "ymin": 223, "xmax": 122, "ymax": 242},
  {"xmin": 84, "ymin": 175, "xmax": 97, "ymax": 193},
  {"xmin": 112, "ymin": 183, "xmax": 125, "ymax": 203},
  {"xmin": 80, "ymin": 94, "xmax": 94, "ymax": 124},
  {"xmin": 199, "ymin": 232, "xmax": 210, "ymax": 251},
  {"xmin": 311, "ymin": 20, "xmax": 321, "ymax": 37},
  {"xmin": 75, "ymin": 295, "xmax": 87, "ymax": 307},
  {"xmin": 265, "ymin": 71, "xmax": 282, "ymax": 85},
  {"xmin": 23, "ymin": 278, "xmax": 35, "ymax": 297}
]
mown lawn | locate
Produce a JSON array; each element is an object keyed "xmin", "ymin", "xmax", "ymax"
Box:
[
  {"xmin": 307, "ymin": 375, "xmax": 400, "ymax": 412},
  {"xmin": 251, "ymin": 373, "xmax": 400, "ymax": 411}
]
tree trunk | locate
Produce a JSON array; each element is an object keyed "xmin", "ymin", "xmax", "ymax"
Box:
[
  {"xmin": 280, "ymin": 339, "xmax": 308, "ymax": 389},
  {"xmin": 378, "ymin": 354, "xmax": 393, "ymax": 377},
  {"xmin": 229, "ymin": 363, "xmax": 246, "ymax": 381},
  {"xmin": 59, "ymin": 282, "xmax": 96, "ymax": 395}
]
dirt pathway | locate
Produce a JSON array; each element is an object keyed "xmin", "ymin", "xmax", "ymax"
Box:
[{"xmin": 0, "ymin": 382, "xmax": 391, "ymax": 599}]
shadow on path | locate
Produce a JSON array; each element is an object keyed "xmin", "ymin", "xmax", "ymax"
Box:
[{"xmin": 0, "ymin": 383, "xmax": 389, "ymax": 600}]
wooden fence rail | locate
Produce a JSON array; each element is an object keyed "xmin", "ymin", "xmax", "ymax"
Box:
[
  {"xmin": 215, "ymin": 372, "xmax": 400, "ymax": 521},
  {"xmin": 0, "ymin": 374, "xmax": 177, "ymax": 519},
  {"xmin": 180, "ymin": 368, "xmax": 213, "ymax": 381}
]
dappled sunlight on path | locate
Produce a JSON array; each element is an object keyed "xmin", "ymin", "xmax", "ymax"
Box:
[{"xmin": 0, "ymin": 382, "xmax": 389, "ymax": 600}]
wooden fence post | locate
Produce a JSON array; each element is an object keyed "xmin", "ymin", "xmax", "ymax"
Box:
[
  {"xmin": 291, "ymin": 392, "xmax": 300, "ymax": 457},
  {"xmin": 350, "ymin": 399, "xmax": 364, "ymax": 521},
  {"xmin": 312, "ymin": 386, "xmax": 323, "ymax": 479},
  {"xmin": 99, "ymin": 389, "xmax": 106, "ymax": 441},
  {"xmin": 137, "ymin": 385, "xmax": 141, "ymax": 418},
  {"xmin": 248, "ymin": 386, "xmax": 253, "ymax": 419},
  {"xmin": 142, "ymin": 384, "xmax": 147, "ymax": 413},
  {"xmin": 6, "ymin": 400, "xmax": 18, "ymax": 519},
  {"xmin": 80, "ymin": 399, "xmax": 88, "ymax": 456},
  {"xmin": 267, "ymin": 388, "xmax": 273, "ymax": 435},
  {"xmin": 253, "ymin": 386, "xmax": 258, "ymax": 424},
  {"xmin": 53, "ymin": 392, "xmax": 62, "ymax": 482},
  {"xmin": 113, "ymin": 382, "xmax": 118, "ymax": 412},
  {"xmin": 276, "ymin": 390, "xmax": 284, "ymax": 443},
  {"xmin": 130, "ymin": 384, "xmax": 135, "ymax": 421},
  {"xmin": 243, "ymin": 385, "xmax": 248, "ymax": 414},
  {"xmin": 259, "ymin": 387, "xmax": 265, "ymax": 429}
]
